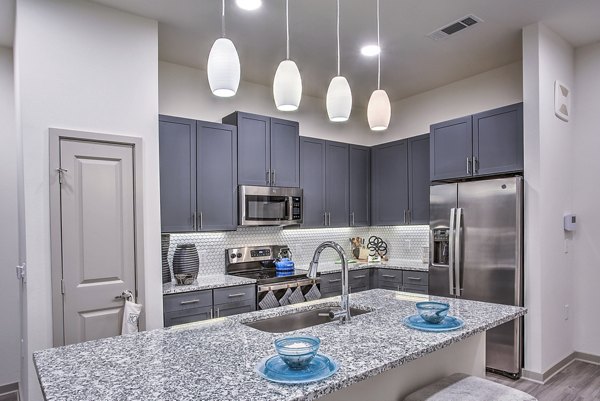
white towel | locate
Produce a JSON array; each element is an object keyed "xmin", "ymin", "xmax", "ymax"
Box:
[
  {"xmin": 122, "ymin": 299, "xmax": 142, "ymax": 335},
  {"xmin": 279, "ymin": 288, "xmax": 293, "ymax": 306}
]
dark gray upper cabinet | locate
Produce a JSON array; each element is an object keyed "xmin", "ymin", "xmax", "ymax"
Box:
[
  {"xmin": 430, "ymin": 116, "xmax": 473, "ymax": 181},
  {"xmin": 159, "ymin": 115, "xmax": 237, "ymax": 233},
  {"xmin": 430, "ymin": 103, "xmax": 523, "ymax": 181},
  {"xmin": 196, "ymin": 121, "xmax": 238, "ymax": 231},
  {"xmin": 325, "ymin": 141, "xmax": 350, "ymax": 227},
  {"xmin": 371, "ymin": 140, "xmax": 409, "ymax": 226},
  {"xmin": 159, "ymin": 115, "xmax": 197, "ymax": 232},
  {"xmin": 300, "ymin": 137, "xmax": 326, "ymax": 227},
  {"xmin": 270, "ymin": 118, "xmax": 300, "ymax": 187},
  {"xmin": 349, "ymin": 145, "xmax": 370, "ymax": 226},
  {"xmin": 408, "ymin": 134, "xmax": 430, "ymax": 225},
  {"xmin": 472, "ymin": 103, "xmax": 523, "ymax": 176},
  {"xmin": 223, "ymin": 111, "xmax": 299, "ymax": 187}
]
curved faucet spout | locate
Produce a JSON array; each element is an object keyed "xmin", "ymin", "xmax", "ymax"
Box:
[{"xmin": 306, "ymin": 241, "xmax": 351, "ymax": 323}]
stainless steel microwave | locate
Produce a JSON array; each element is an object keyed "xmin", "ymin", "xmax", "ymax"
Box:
[{"xmin": 239, "ymin": 185, "xmax": 303, "ymax": 227}]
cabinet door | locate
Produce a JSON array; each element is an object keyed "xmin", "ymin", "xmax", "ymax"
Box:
[
  {"xmin": 325, "ymin": 141, "xmax": 349, "ymax": 227},
  {"xmin": 196, "ymin": 121, "xmax": 238, "ymax": 231},
  {"xmin": 214, "ymin": 301, "xmax": 256, "ymax": 318},
  {"xmin": 408, "ymin": 134, "xmax": 430, "ymax": 225},
  {"xmin": 159, "ymin": 115, "xmax": 196, "ymax": 232},
  {"xmin": 164, "ymin": 306, "xmax": 212, "ymax": 327},
  {"xmin": 300, "ymin": 137, "xmax": 326, "ymax": 228},
  {"xmin": 349, "ymin": 145, "xmax": 370, "ymax": 226},
  {"xmin": 473, "ymin": 103, "xmax": 523, "ymax": 176},
  {"xmin": 371, "ymin": 140, "xmax": 409, "ymax": 226},
  {"xmin": 270, "ymin": 118, "xmax": 300, "ymax": 187},
  {"xmin": 430, "ymin": 116, "xmax": 473, "ymax": 181},
  {"xmin": 224, "ymin": 112, "xmax": 270, "ymax": 186}
]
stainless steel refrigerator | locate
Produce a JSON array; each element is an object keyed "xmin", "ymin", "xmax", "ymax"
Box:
[{"xmin": 429, "ymin": 176, "xmax": 523, "ymax": 378}]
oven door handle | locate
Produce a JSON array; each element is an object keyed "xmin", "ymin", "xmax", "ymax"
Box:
[{"xmin": 258, "ymin": 279, "xmax": 319, "ymax": 293}]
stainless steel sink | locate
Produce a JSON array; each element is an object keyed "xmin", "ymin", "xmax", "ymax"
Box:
[{"xmin": 243, "ymin": 307, "xmax": 371, "ymax": 333}]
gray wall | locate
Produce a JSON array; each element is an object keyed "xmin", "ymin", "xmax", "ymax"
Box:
[{"xmin": 0, "ymin": 46, "xmax": 20, "ymax": 387}]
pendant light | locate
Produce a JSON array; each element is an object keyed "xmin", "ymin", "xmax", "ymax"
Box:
[
  {"xmin": 207, "ymin": 0, "xmax": 240, "ymax": 97},
  {"xmin": 326, "ymin": 0, "xmax": 352, "ymax": 122},
  {"xmin": 273, "ymin": 0, "xmax": 302, "ymax": 111},
  {"xmin": 367, "ymin": 0, "xmax": 391, "ymax": 131}
]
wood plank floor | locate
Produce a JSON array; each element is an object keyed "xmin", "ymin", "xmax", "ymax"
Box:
[{"xmin": 487, "ymin": 361, "xmax": 600, "ymax": 401}]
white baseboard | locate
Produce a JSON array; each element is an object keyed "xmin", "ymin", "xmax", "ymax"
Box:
[{"xmin": 523, "ymin": 351, "xmax": 600, "ymax": 383}]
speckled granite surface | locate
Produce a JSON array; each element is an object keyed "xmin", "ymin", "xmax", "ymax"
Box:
[
  {"xmin": 34, "ymin": 289, "xmax": 525, "ymax": 401},
  {"xmin": 162, "ymin": 274, "xmax": 256, "ymax": 294},
  {"xmin": 295, "ymin": 258, "xmax": 429, "ymax": 275}
]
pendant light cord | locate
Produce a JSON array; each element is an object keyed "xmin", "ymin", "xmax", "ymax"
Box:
[
  {"xmin": 286, "ymin": 0, "xmax": 290, "ymax": 60},
  {"xmin": 376, "ymin": 0, "xmax": 381, "ymax": 90},
  {"xmin": 221, "ymin": 0, "xmax": 226, "ymax": 37},
  {"xmin": 336, "ymin": 0, "xmax": 340, "ymax": 76}
]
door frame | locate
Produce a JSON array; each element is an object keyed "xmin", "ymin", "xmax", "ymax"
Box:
[{"xmin": 49, "ymin": 128, "xmax": 146, "ymax": 347}]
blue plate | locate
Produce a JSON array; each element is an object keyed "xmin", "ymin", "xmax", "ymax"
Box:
[
  {"xmin": 256, "ymin": 353, "xmax": 339, "ymax": 384},
  {"xmin": 403, "ymin": 314, "xmax": 465, "ymax": 332}
]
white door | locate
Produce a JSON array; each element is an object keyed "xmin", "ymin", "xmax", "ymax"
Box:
[{"xmin": 59, "ymin": 139, "xmax": 136, "ymax": 345}]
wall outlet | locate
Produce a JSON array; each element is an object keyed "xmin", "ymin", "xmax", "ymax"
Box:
[{"xmin": 564, "ymin": 304, "xmax": 569, "ymax": 321}]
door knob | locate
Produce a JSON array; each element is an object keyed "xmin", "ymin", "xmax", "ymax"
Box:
[{"xmin": 115, "ymin": 289, "xmax": 133, "ymax": 301}]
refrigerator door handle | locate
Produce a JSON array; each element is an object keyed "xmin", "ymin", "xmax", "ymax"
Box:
[
  {"xmin": 448, "ymin": 208, "xmax": 456, "ymax": 296},
  {"xmin": 454, "ymin": 208, "xmax": 463, "ymax": 297}
]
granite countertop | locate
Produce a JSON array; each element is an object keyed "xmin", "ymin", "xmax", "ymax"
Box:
[
  {"xmin": 162, "ymin": 274, "xmax": 256, "ymax": 295},
  {"xmin": 34, "ymin": 289, "xmax": 526, "ymax": 401},
  {"xmin": 296, "ymin": 258, "xmax": 429, "ymax": 275}
]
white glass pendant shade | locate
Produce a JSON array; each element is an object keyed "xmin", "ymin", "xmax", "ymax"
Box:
[
  {"xmin": 367, "ymin": 89, "xmax": 391, "ymax": 131},
  {"xmin": 326, "ymin": 76, "xmax": 352, "ymax": 122},
  {"xmin": 273, "ymin": 59, "xmax": 302, "ymax": 111},
  {"xmin": 207, "ymin": 38, "xmax": 240, "ymax": 97}
]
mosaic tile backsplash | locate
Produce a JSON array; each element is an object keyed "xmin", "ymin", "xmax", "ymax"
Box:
[{"xmin": 166, "ymin": 225, "xmax": 430, "ymax": 276}]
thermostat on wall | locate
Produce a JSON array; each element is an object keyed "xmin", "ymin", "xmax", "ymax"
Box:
[{"xmin": 564, "ymin": 214, "xmax": 577, "ymax": 232}]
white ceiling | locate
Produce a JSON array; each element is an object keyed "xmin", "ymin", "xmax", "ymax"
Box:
[
  {"xmin": 0, "ymin": 0, "xmax": 15, "ymax": 48},
  {"xmin": 77, "ymin": 1, "xmax": 600, "ymax": 105}
]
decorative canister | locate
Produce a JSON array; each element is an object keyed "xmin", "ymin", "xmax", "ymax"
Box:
[
  {"xmin": 161, "ymin": 234, "xmax": 171, "ymax": 284},
  {"xmin": 172, "ymin": 243, "xmax": 199, "ymax": 285}
]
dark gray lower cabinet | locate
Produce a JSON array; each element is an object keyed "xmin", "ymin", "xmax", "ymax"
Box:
[
  {"xmin": 402, "ymin": 270, "xmax": 429, "ymax": 294},
  {"xmin": 319, "ymin": 272, "xmax": 342, "ymax": 297},
  {"xmin": 349, "ymin": 269, "xmax": 370, "ymax": 293},
  {"xmin": 163, "ymin": 285, "xmax": 256, "ymax": 327},
  {"xmin": 376, "ymin": 269, "xmax": 402, "ymax": 291}
]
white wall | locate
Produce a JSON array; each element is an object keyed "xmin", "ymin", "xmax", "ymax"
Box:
[
  {"xmin": 374, "ymin": 62, "xmax": 523, "ymax": 145},
  {"xmin": 0, "ymin": 46, "xmax": 20, "ymax": 387},
  {"xmin": 14, "ymin": 0, "xmax": 161, "ymax": 399},
  {"xmin": 522, "ymin": 22, "xmax": 575, "ymax": 375},
  {"xmin": 572, "ymin": 40, "xmax": 600, "ymax": 357},
  {"xmin": 159, "ymin": 60, "xmax": 522, "ymax": 146}
]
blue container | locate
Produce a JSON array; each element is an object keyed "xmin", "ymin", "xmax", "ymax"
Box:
[
  {"xmin": 274, "ymin": 336, "xmax": 320, "ymax": 369},
  {"xmin": 275, "ymin": 258, "xmax": 295, "ymax": 272},
  {"xmin": 415, "ymin": 301, "xmax": 450, "ymax": 324}
]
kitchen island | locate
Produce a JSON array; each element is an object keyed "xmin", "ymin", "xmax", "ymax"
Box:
[{"xmin": 34, "ymin": 289, "xmax": 525, "ymax": 401}]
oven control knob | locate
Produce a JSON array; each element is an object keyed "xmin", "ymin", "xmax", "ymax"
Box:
[
  {"xmin": 230, "ymin": 253, "xmax": 236, "ymax": 259},
  {"xmin": 237, "ymin": 253, "xmax": 242, "ymax": 258}
]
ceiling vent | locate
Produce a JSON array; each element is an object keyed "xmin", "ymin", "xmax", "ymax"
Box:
[{"xmin": 427, "ymin": 14, "xmax": 483, "ymax": 41}]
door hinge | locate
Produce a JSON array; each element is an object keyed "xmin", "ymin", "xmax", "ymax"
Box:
[
  {"xmin": 61, "ymin": 279, "xmax": 65, "ymax": 294},
  {"xmin": 16, "ymin": 263, "xmax": 26, "ymax": 281},
  {"xmin": 56, "ymin": 168, "xmax": 68, "ymax": 184}
]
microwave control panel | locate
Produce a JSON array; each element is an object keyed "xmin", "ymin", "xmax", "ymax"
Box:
[{"xmin": 292, "ymin": 197, "xmax": 302, "ymax": 220}]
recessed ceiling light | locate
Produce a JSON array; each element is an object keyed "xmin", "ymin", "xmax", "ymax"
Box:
[
  {"xmin": 360, "ymin": 44, "xmax": 380, "ymax": 57},
  {"xmin": 236, "ymin": 0, "xmax": 262, "ymax": 11}
]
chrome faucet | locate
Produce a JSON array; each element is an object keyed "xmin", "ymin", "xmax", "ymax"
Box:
[{"xmin": 307, "ymin": 241, "xmax": 351, "ymax": 324}]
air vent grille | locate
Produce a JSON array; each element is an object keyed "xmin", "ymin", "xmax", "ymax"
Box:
[{"xmin": 427, "ymin": 14, "xmax": 483, "ymax": 41}]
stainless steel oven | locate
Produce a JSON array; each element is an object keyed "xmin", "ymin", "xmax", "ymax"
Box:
[{"xmin": 239, "ymin": 185, "xmax": 303, "ymax": 226}]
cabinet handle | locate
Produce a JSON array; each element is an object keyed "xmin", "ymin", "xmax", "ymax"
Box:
[
  {"xmin": 407, "ymin": 277, "xmax": 422, "ymax": 281},
  {"xmin": 227, "ymin": 293, "xmax": 246, "ymax": 298},
  {"xmin": 192, "ymin": 212, "xmax": 197, "ymax": 231},
  {"xmin": 266, "ymin": 170, "xmax": 271, "ymax": 185},
  {"xmin": 473, "ymin": 156, "xmax": 479, "ymax": 173},
  {"xmin": 180, "ymin": 299, "xmax": 200, "ymax": 305},
  {"xmin": 328, "ymin": 279, "xmax": 342, "ymax": 283},
  {"xmin": 467, "ymin": 157, "xmax": 472, "ymax": 175},
  {"xmin": 210, "ymin": 309, "xmax": 213, "ymax": 319},
  {"xmin": 397, "ymin": 285, "xmax": 401, "ymax": 292},
  {"xmin": 198, "ymin": 212, "xmax": 203, "ymax": 230},
  {"xmin": 271, "ymin": 170, "xmax": 275, "ymax": 185},
  {"xmin": 351, "ymin": 212, "xmax": 355, "ymax": 226},
  {"xmin": 408, "ymin": 210, "xmax": 411, "ymax": 224},
  {"xmin": 353, "ymin": 274, "xmax": 366, "ymax": 279},
  {"xmin": 328, "ymin": 212, "xmax": 331, "ymax": 226},
  {"xmin": 216, "ymin": 308, "xmax": 220, "ymax": 318},
  {"xmin": 382, "ymin": 274, "xmax": 396, "ymax": 278},
  {"xmin": 323, "ymin": 212, "xmax": 327, "ymax": 226},
  {"xmin": 403, "ymin": 210, "xmax": 407, "ymax": 224}
]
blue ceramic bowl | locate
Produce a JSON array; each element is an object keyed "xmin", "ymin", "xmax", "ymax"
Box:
[
  {"xmin": 416, "ymin": 301, "xmax": 450, "ymax": 324},
  {"xmin": 274, "ymin": 336, "xmax": 321, "ymax": 369}
]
